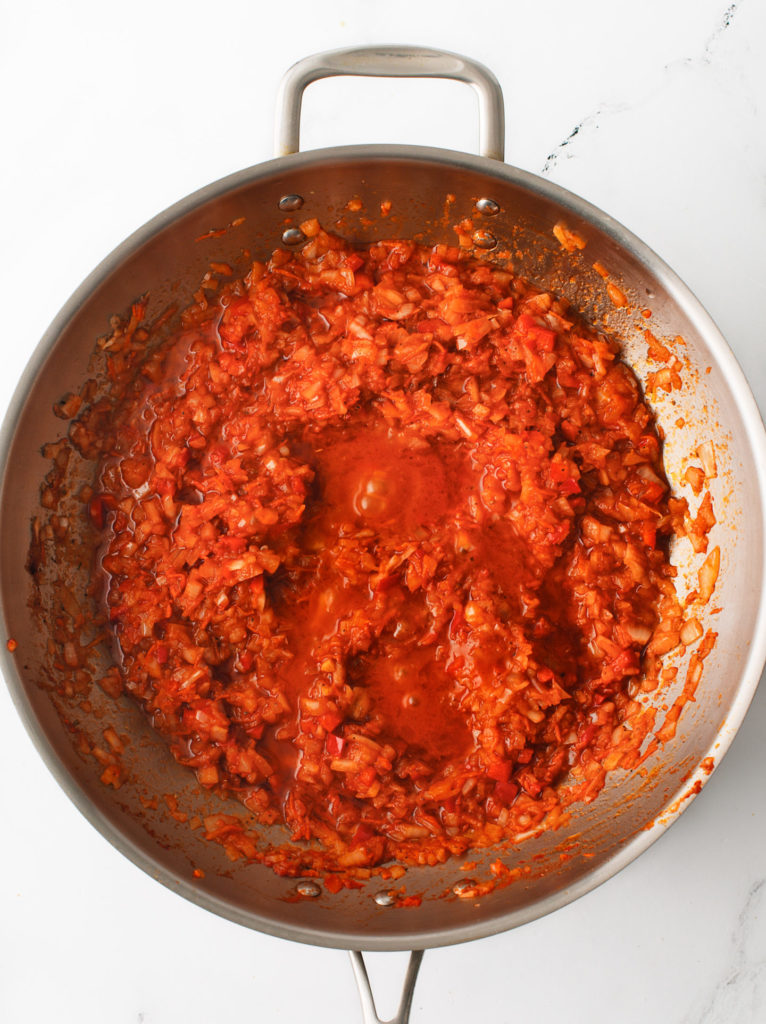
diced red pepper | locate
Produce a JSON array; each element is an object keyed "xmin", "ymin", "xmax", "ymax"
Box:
[
  {"xmin": 487, "ymin": 761, "xmax": 512, "ymax": 783},
  {"xmin": 641, "ymin": 481, "xmax": 666, "ymax": 504},
  {"xmin": 345, "ymin": 253, "xmax": 365, "ymax": 272},
  {"xmin": 236, "ymin": 650, "xmax": 254, "ymax": 673},
  {"xmin": 642, "ymin": 522, "xmax": 657, "ymax": 548},
  {"xmin": 534, "ymin": 328, "xmax": 557, "ymax": 351},
  {"xmin": 549, "ymin": 459, "xmax": 581, "ymax": 494},
  {"xmin": 514, "ymin": 313, "xmax": 556, "ymax": 352},
  {"xmin": 325, "ymin": 732, "xmax": 345, "ymax": 757},
  {"xmin": 494, "ymin": 780, "xmax": 520, "ymax": 803},
  {"xmin": 319, "ymin": 712, "xmax": 342, "ymax": 733}
]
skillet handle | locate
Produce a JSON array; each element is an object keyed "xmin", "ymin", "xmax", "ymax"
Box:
[
  {"xmin": 349, "ymin": 949, "xmax": 425, "ymax": 1024},
  {"xmin": 275, "ymin": 46, "xmax": 505, "ymax": 162}
]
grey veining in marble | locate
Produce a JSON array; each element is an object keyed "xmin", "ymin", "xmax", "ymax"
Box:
[
  {"xmin": 685, "ymin": 878, "xmax": 766, "ymax": 1023},
  {"xmin": 541, "ymin": 0, "xmax": 746, "ymax": 179}
]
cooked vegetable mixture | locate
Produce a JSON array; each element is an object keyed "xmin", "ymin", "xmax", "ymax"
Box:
[{"xmin": 83, "ymin": 224, "xmax": 684, "ymax": 873}]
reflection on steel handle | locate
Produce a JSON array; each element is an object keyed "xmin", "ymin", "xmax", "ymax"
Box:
[
  {"xmin": 349, "ymin": 950, "xmax": 425, "ymax": 1024},
  {"xmin": 275, "ymin": 46, "xmax": 505, "ymax": 161}
]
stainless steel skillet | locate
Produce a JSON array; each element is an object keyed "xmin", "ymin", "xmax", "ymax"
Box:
[{"xmin": 1, "ymin": 47, "xmax": 765, "ymax": 1023}]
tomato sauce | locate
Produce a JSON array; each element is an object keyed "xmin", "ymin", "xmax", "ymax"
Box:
[{"xmin": 78, "ymin": 224, "xmax": 685, "ymax": 874}]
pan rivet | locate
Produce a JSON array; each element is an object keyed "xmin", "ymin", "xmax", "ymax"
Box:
[
  {"xmin": 472, "ymin": 229, "xmax": 497, "ymax": 250},
  {"xmin": 373, "ymin": 891, "xmax": 396, "ymax": 907},
  {"xmin": 296, "ymin": 880, "xmax": 322, "ymax": 898},
  {"xmin": 279, "ymin": 194, "xmax": 304, "ymax": 211},
  {"xmin": 476, "ymin": 198, "xmax": 500, "ymax": 215},
  {"xmin": 282, "ymin": 227, "xmax": 307, "ymax": 246},
  {"xmin": 453, "ymin": 879, "xmax": 477, "ymax": 898}
]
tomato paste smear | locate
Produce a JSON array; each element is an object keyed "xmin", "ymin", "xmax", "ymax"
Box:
[{"xmin": 85, "ymin": 227, "xmax": 682, "ymax": 873}]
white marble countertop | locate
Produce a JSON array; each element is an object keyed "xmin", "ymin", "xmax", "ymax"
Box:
[{"xmin": 1, "ymin": 1, "xmax": 765, "ymax": 1021}]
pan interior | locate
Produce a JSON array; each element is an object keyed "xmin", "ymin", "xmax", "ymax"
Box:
[{"xmin": 1, "ymin": 147, "xmax": 764, "ymax": 950}]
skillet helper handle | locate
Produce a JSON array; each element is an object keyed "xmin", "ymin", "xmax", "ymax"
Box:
[
  {"xmin": 275, "ymin": 45, "xmax": 505, "ymax": 161},
  {"xmin": 349, "ymin": 950, "xmax": 425, "ymax": 1024}
]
